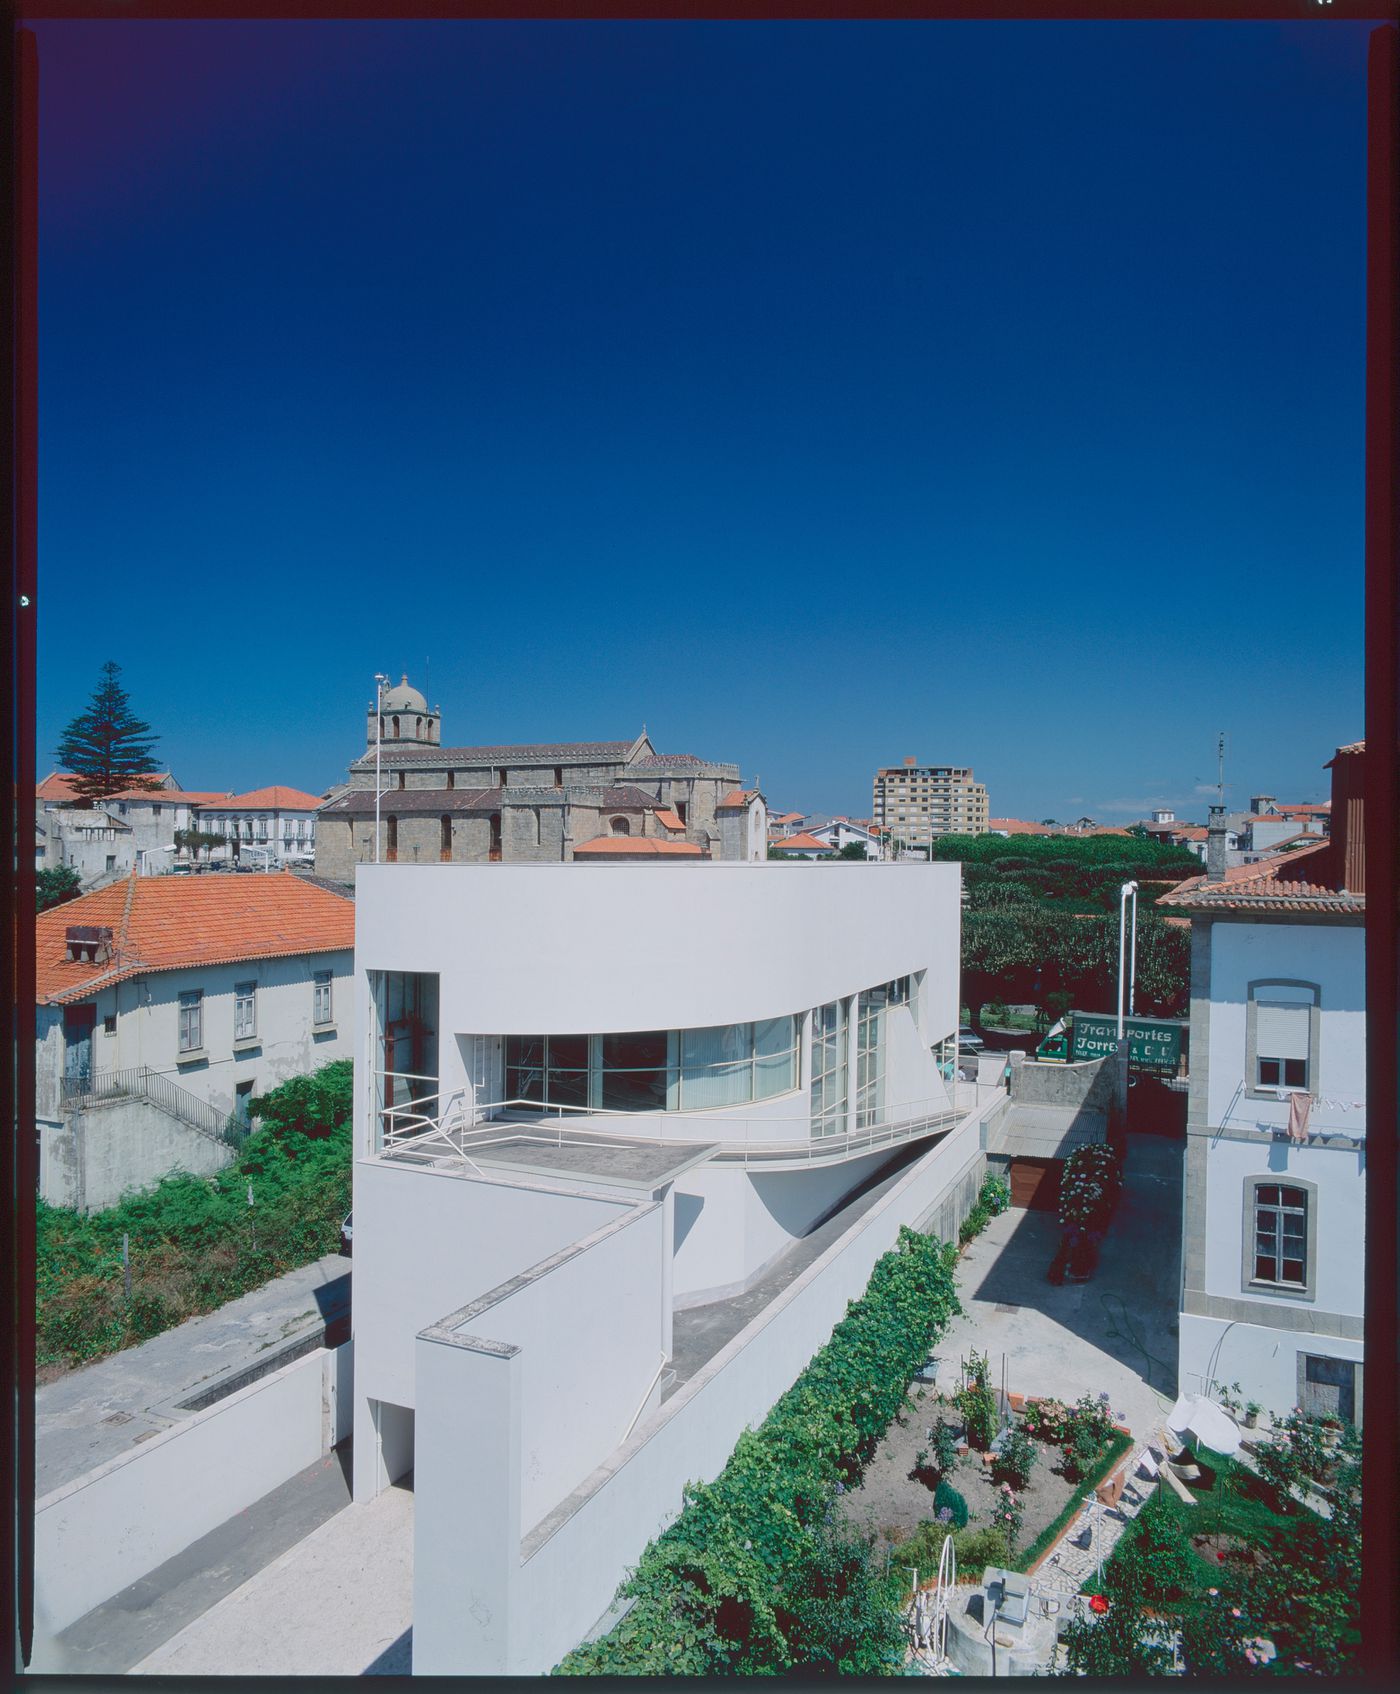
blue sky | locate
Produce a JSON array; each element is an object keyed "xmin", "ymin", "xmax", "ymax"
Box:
[{"xmin": 35, "ymin": 19, "xmax": 1370, "ymax": 820}]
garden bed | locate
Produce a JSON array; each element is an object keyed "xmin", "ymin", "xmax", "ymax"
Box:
[{"xmin": 834, "ymin": 1380, "xmax": 1131, "ymax": 1576}]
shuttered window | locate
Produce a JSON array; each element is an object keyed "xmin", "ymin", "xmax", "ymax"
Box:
[{"xmin": 1256, "ymin": 1000, "xmax": 1310, "ymax": 1089}]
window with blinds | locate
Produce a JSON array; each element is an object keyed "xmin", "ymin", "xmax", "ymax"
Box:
[{"xmin": 1256, "ymin": 1000, "xmax": 1310, "ymax": 1089}]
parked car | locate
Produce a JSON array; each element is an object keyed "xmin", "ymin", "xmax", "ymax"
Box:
[
  {"xmin": 340, "ymin": 1211, "xmax": 353, "ymax": 1255},
  {"xmin": 957, "ymin": 1026, "xmax": 985, "ymax": 1052}
]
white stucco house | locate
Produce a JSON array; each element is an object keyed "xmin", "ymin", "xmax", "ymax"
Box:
[
  {"xmin": 1162, "ymin": 742, "xmax": 1366, "ymax": 1427},
  {"xmin": 36, "ymin": 771, "xmax": 235, "ymax": 881},
  {"xmin": 36, "ymin": 871, "xmax": 354, "ymax": 1211},
  {"xmin": 349, "ymin": 857, "xmax": 1004, "ymax": 1675},
  {"xmin": 193, "ymin": 785, "xmax": 325, "ymax": 867}
]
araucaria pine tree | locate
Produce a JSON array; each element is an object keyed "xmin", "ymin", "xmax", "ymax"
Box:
[{"xmin": 55, "ymin": 662, "xmax": 162, "ymax": 805}]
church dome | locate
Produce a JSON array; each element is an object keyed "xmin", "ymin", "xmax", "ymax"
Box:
[{"xmin": 381, "ymin": 674, "xmax": 428, "ymax": 713}]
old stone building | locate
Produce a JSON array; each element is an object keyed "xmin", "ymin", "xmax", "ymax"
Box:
[{"xmin": 314, "ymin": 676, "xmax": 765, "ymax": 877}]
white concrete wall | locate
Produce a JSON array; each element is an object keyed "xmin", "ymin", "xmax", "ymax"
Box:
[
  {"xmin": 351, "ymin": 1159, "xmax": 628, "ymax": 1499},
  {"xmin": 1201, "ymin": 1134, "xmax": 1366, "ymax": 1319},
  {"xmin": 460, "ymin": 1203, "xmax": 668, "ymax": 1535},
  {"xmin": 1207, "ymin": 921, "xmax": 1365, "ymax": 1135},
  {"xmin": 411, "ymin": 1103, "xmax": 993, "ymax": 1677},
  {"xmin": 353, "ymin": 861, "xmax": 961, "ymax": 1136},
  {"xmin": 1177, "ymin": 1312, "xmax": 1364, "ymax": 1421},
  {"xmin": 34, "ymin": 1339, "xmax": 351, "ymax": 1636},
  {"xmin": 38, "ymin": 1094, "xmax": 233, "ymax": 1213},
  {"xmin": 39, "ymin": 950, "xmax": 353, "ymax": 1128},
  {"xmin": 671, "ymin": 1146, "xmax": 900, "ymax": 1304}
]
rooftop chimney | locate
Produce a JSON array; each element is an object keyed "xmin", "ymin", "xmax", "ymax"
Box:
[
  {"xmin": 1206, "ymin": 806, "xmax": 1229, "ymax": 881},
  {"xmin": 65, "ymin": 925, "xmax": 113, "ymax": 965},
  {"xmin": 903, "ymin": 756, "xmax": 917, "ymax": 767},
  {"xmin": 1325, "ymin": 743, "xmax": 1365, "ymax": 895}
]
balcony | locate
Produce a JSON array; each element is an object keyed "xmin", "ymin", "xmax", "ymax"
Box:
[{"xmin": 372, "ymin": 1083, "xmax": 965, "ymax": 1175}]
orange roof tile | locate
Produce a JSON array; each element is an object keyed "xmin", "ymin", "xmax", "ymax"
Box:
[
  {"xmin": 572, "ymin": 837, "xmax": 704, "ymax": 857},
  {"xmin": 769, "ymin": 831, "xmax": 835, "ymax": 853},
  {"xmin": 652, "ymin": 808, "xmax": 686, "ymax": 832},
  {"xmin": 987, "ymin": 818, "xmax": 1055, "ymax": 835},
  {"xmin": 771, "ymin": 812, "xmax": 804, "ymax": 825},
  {"xmin": 718, "ymin": 789, "xmax": 759, "ymax": 808},
  {"xmin": 203, "ymin": 786, "xmax": 324, "ymax": 811},
  {"xmin": 1157, "ymin": 840, "xmax": 1361, "ymax": 914},
  {"xmin": 36, "ymin": 771, "xmax": 189, "ymax": 804},
  {"xmin": 36, "ymin": 872, "xmax": 354, "ymax": 1004}
]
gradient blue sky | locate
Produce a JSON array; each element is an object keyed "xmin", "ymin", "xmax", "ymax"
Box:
[{"xmin": 35, "ymin": 18, "xmax": 1369, "ymax": 820}]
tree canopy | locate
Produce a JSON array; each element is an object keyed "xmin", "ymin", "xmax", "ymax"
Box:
[
  {"xmin": 36, "ymin": 865, "xmax": 83, "ymax": 913},
  {"xmin": 54, "ymin": 661, "xmax": 161, "ymax": 806}
]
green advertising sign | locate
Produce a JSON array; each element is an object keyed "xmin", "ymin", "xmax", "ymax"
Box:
[{"xmin": 1070, "ymin": 1012, "xmax": 1184, "ymax": 1073}]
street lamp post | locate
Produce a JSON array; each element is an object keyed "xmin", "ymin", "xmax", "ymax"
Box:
[
  {"xmin": 373, "ymin": 673, "xmax": 389, "ymax": 865},
  {"xmin": 1117, "ymin": 880, "xmax": 1139, "ymax": 1039}
]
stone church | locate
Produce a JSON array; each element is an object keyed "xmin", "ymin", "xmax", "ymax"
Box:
[{"xmin": 314, "ymin": 677, "xmax": 767, "ymax": 877}]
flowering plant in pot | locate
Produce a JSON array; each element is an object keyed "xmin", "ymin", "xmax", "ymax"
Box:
[{"xmin": 1058, "ymin": 1144, "xmax": 1123, "ymax": 1234}]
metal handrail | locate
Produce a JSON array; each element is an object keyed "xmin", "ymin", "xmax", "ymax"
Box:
[
  {"xmin": 376, "ymin": 1084, "xmax": 968, "ymax": 1170},
  {"xmin": 620, "ymin": 1353, "xmax": 673, "ymax": 1443},
  {"xmin": 60, "ymin": 1063, "xmax": 230, "ymax": 1142}
]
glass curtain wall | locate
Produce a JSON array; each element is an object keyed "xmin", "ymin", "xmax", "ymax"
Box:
[
  {"xmin": 855, "ymin": 987, "xmax": 887, "ymax": 1129},
  {"xmin": 810, "ymin": 999, "xmax": 849, "ymax": 1138},
  {"xmin": 502, "ymin": 1018, "xmax": 800, "ymax": 1115}
]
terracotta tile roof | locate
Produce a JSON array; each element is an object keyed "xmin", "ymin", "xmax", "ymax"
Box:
[
  {"xmin": 201, "ymin": 786, "xmax": 324, "ymax": 811},
  {"xmin": 1330, "ymin": 740, "xmax": 1365, "ymax": 758},
  {"xmin": 599, "ymin": 786, "xmax": 658, "ymax": 809},
  {"xmin": 1157, "ymin": 841, "xmax": 1362, "ymax": 915},
  {"xmin": 718, "ymin": 788, "xmax": 759, "ymax": 808},
  {"xmin": 35, "ymin": 872, "xmax": 355, "ymax": 1004},
  {"xmin": 572, "ymin": 837, "xmax": 704, "ymax": 857},
  {"xmin": 652, "ymin": 808, "xmax": 686, "ymax": 832},
  {"xmin": 628, "ymin": 752, "xmax": 738, "ymax": 773},
  {"xmin": 350, "ymin": 739, "xmax": 635, "ymax": 770},
  {"xmin": 987, "ymin": 818, "xmax": 1055, "ymax": 835},
  {"xmin": 36, "ymin": 771, "xmax": 194, "ymax": 804},
  {"xmin": 319, "ymin": 787, "xmax": 502, "ymax": 816},
  {"xmin": 771, "ymin": 812, "xmax": 804, "ymax": 825},
  {"xmin": 769, "ymin": 831, "xmax": 835, "ymax": 853},
  {"xmin": 171, "ymin": 791, "xmax": 239, "ymax": 805}
]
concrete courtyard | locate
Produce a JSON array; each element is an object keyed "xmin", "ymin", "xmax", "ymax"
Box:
[
  {"xmin": 130, "ymin": 1470, "xmax": 414, "ymax": 1678},
  {"xmin": 931, "ymin": 1131, "xmax": 1183, "ymax": 1441}
]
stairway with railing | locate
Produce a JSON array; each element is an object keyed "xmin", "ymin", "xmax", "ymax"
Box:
[{"xmin": 59, "ymin": 1065, "xmax": 235, "ymax": 1144}]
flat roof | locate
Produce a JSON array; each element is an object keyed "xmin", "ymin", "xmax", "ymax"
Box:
[
  {"xmin": 464, "ymin": 1132, "xmax": 718, "ymax": 1192},
  {"xmin": 990, "ymin": 1104, "xmax": 1107, "ymax": 1160}
]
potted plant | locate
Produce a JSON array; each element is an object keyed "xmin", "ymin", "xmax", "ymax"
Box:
[{"xmin": 1243, "ymin": 1400, "xmax": 1262, "ymax": 1429}]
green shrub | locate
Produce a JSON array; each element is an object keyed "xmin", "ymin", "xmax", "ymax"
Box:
[
  {"xmin": 957, "ymin": 1348, "xmax": 998, "ymax": 1450},
  {"xmin": 899, "ymin": 1519, "xmax": 1010, "ymax": 1584},
  {"xmin": 37, "ymin": 1061, "xmax": 353, "ymax": 1370},
  {"xmin": 991, "ymin": 1424, "xmax": 1037, "ymax": 1490},
  {"xmin": 556, "ymin": 1225, "xmax": 961, "ymax": 1674},
  {"xmin": 932, "ymin": 1479, "xmax": 968, "ymax": 1529}
]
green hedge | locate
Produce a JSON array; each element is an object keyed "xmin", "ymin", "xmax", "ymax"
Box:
[
  {"xmin": 555, "ymin": 1224, "xmax": 962, "ymax": 1675},
  {"xmin": 38, "ymin": 1060, "xmax": 352, "ymax": 1370}
]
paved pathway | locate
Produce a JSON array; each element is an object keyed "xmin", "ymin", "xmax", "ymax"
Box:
[
  {"xmin": 929, "ymin": 1133, "xmax": 1182, "ymax": 1442},
  {"xmin": 130, "ymin": 1474, "xmax": 414, "ymax": 1678},
  {"xmin": 35, "ymin": 1446, "xmax": 354, "ymax": 1675},
  {"xmin": 37, "ymin": 1253, "xmax": 349, "ymax": 1495},
  {"xmin": 666, "ymin": 1143, "xmax": 927, "ymax": 1397}
]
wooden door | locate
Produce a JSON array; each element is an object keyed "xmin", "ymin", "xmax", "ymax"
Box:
[{"xmin": 1009, "ymin": 1156, "xmax": 1059, "ymax": 1211}]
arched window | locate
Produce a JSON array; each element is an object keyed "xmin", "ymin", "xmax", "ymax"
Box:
[
  {"xmin": 416, "ymin": 716, "xmax": 422, "ymax": 735},
  {"xmin": 386, "ymin": 815, "xmax": 398, "ymax": 862},
  {"xmin": 440, "ymin": 815, "xmax": 452, "ymax": 861},
  {"xmin": 488, "ymin": 812, "xmax": 502, "ymax": 860},
  {"xmin": 611, "ymin": 816, "xmax": 631, "ymax": 836},
  {"xmin": 392, "ymin": 715, "xmax": 400, "ymax": 738}
]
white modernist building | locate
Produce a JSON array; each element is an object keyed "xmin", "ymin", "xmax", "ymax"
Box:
[
  {"xmin": 350, "ymin": 858, "xmax": 998, "ymax": 1675},
  {"xmin": 1163, "ymin": 743, "xmax": 1366, "ymax": 1426}
]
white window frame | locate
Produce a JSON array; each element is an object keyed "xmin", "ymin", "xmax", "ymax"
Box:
[
  {"xmin": 234, "ymin": 981, "xmax": 257, "ymax": 1042},
  {"xmin": 178, "ymin": 989, "xmax": 203, "ymax": 1053},
  {"xmin": 313, "ymin": 969, "xmax": 334, "ymax": 1026}
]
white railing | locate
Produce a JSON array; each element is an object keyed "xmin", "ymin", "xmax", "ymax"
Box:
[{"xmin": 372, "ymin": 1075, "xmax": 970, "ymax": 1171}]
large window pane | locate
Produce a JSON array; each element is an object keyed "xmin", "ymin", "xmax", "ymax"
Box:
[
  {"xmin": 754, "ymin": 1016, "xmax": 797, "ymax": 1098},
  {"xmin": 680, "ymin": 1024, "xmax": 752, "ymax": 1110}
]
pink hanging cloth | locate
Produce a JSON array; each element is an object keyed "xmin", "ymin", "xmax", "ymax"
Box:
[{"xmin": 1287, "ymin": 1090, "xmax": 1313, "ymax": 1143}]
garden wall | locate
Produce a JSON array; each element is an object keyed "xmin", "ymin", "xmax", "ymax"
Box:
[
  {"xmin": 411, "ymin": 1100, "xmax": 999, "ymax": 1676},
  {"xmin": 34, "ymin": 1336, "xmax": 352, "ymax": 1635}
]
